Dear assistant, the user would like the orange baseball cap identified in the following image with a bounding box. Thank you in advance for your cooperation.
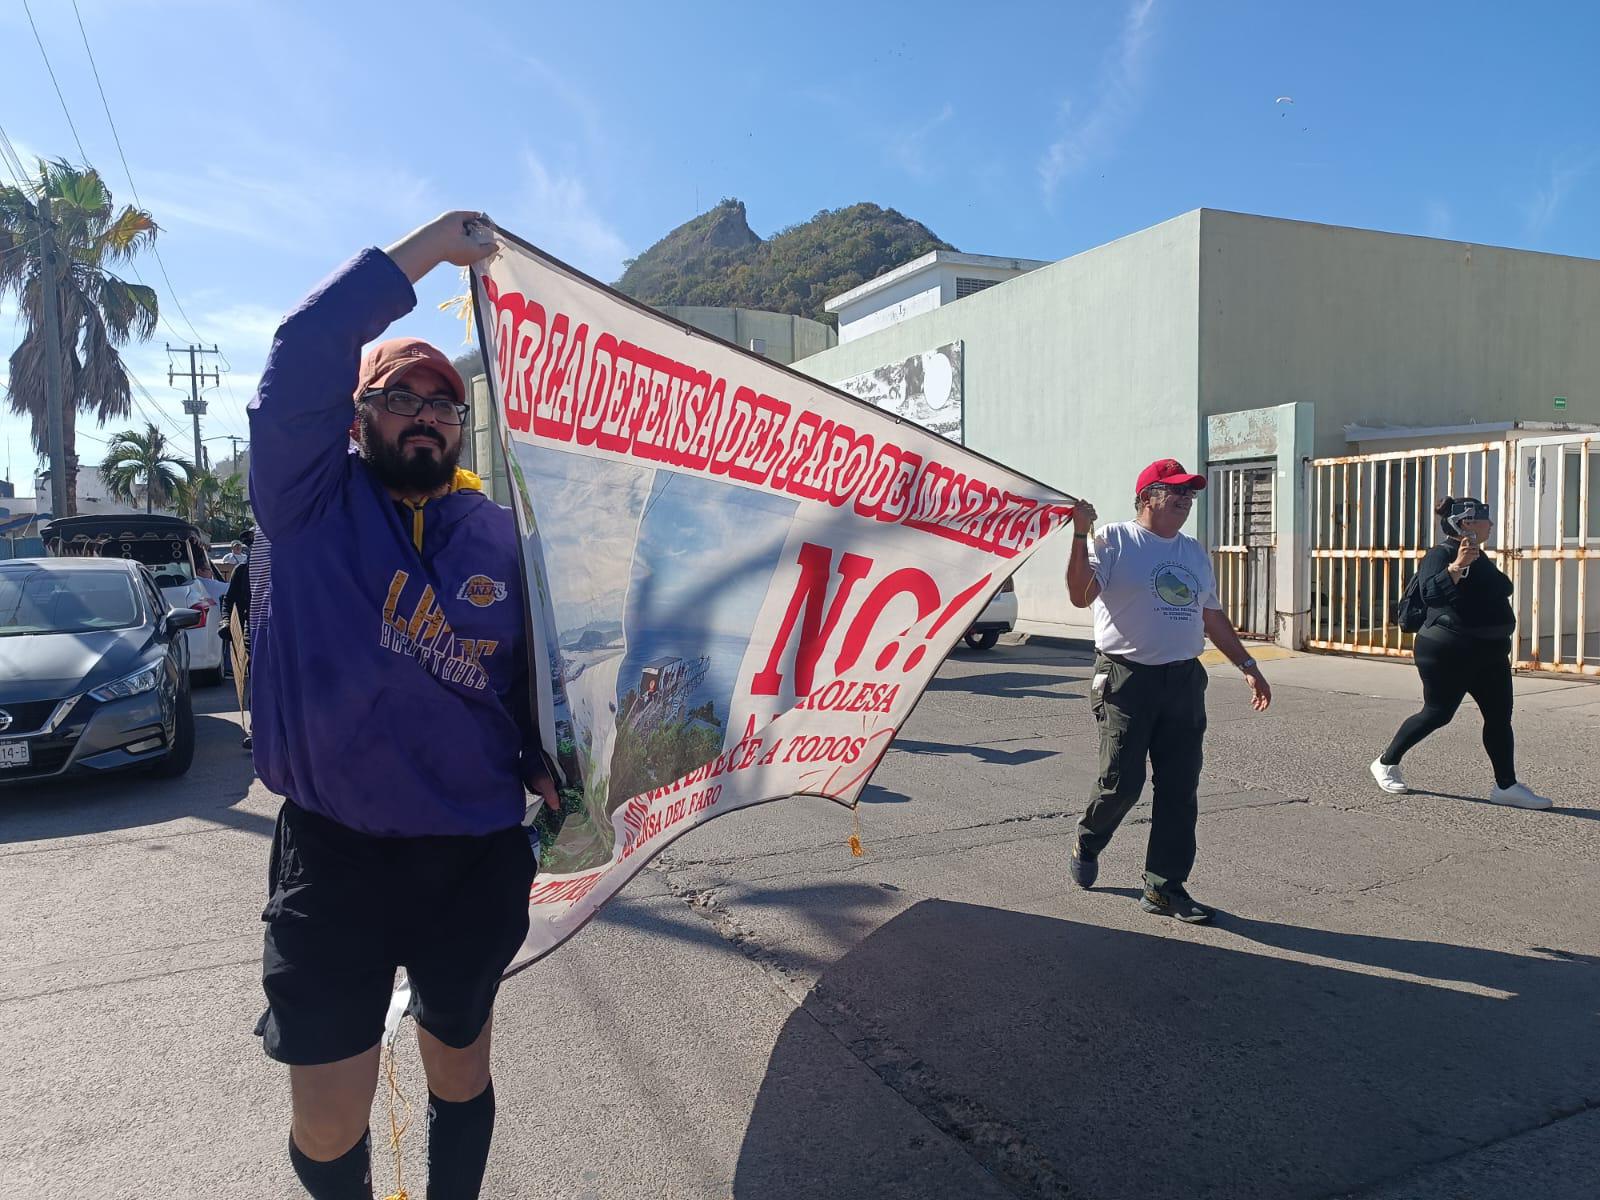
[355,337,465,407]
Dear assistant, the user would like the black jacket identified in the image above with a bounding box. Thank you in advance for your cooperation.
[221,559,250,629]
[1417,539,1515,640]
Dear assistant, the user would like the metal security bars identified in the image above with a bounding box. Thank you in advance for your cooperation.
[1506,434,1599,675]
[1308,443,1505,657]
[1209,461,1276,639]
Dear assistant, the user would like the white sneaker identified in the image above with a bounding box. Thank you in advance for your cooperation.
[1369,759,1409,794]
[1489,782,1553,810]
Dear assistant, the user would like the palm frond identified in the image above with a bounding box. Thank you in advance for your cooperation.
[99,207,158,261]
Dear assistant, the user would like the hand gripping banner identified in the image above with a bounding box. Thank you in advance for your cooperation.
[472,230,1076,969]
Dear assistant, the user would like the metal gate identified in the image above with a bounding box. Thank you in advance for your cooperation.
[1209,461,1276,639]
[1507,434,1598,675]
[1307,442,1505,656]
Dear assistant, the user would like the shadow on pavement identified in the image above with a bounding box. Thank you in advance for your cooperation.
[733,899,1600,1200]
[925,671,1084,701]
[0,684,267,844]
[1413,789,1600,821]
[890,736,1059,767]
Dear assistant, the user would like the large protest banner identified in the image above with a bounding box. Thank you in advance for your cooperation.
[472,231,1076,970]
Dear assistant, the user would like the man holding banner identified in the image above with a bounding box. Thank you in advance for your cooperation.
[1065,459,1271,923]
[248,212,557,1200]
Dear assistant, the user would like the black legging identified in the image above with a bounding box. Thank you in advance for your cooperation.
[1380,632,1516,787]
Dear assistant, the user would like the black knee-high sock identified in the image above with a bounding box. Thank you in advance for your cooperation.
[289,1128,372,1199]
[427,1080,496,1200]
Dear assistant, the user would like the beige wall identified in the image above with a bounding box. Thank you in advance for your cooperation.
[1197,211,1600,456]
[658,306,836,365]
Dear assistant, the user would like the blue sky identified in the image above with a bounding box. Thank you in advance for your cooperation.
[3,0,1596,496]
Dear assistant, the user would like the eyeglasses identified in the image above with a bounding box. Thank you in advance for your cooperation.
[360,388,470,426]
[1150,484,1197,499]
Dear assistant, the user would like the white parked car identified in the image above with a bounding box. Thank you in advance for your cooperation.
[42,515,226,688]
[964,575,1017,652]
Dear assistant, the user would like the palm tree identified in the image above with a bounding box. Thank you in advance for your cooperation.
[100,424,191,514]
[0,158,160,515]
[175,466,222,529]
[214,472,253,537]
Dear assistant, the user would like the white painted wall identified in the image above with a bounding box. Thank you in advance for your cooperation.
[835,282,943,343]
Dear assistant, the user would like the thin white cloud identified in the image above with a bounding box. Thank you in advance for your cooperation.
[889,103,956,179]
[1038,0,1158,202]
[139,157,436,251]
[1423,200,1453,239]
[512,150,629,280]
[1521,156,1592,241]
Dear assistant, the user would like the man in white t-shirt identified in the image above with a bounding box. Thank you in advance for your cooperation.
[1064,458,1272,922]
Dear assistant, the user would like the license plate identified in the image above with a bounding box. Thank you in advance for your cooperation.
[0,741,30,768]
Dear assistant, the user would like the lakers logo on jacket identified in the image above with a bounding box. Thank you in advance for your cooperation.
[457,575,509,607]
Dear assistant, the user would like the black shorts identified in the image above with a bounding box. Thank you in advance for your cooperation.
[256,800,537,1066]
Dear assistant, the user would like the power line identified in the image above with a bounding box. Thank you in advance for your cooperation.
[67,0,215,354]
[67,0,254,446]
[21,0,90,166]
[0,123,31,191]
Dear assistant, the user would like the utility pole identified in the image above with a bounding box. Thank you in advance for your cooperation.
[38,195,69,517]
[168,344,221,471]
[223,434,245,475]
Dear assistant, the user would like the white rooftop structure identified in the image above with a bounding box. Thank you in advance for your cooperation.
[825,250,1049,344]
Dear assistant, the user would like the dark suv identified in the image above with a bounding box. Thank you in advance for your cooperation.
[0,557,204,785]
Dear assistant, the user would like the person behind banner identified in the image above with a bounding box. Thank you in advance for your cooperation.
[1063,459,1271,923]
[220,528,254,747]
[248,212,559,1200]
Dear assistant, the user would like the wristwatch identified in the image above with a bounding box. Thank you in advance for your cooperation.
[1238,656,1258,672]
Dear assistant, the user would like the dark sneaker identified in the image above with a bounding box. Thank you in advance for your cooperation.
[241,734,253,751]
[1068,842,1098,889]
[1140,884,1212,924]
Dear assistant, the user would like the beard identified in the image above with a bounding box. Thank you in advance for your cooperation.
[358,409,461,494]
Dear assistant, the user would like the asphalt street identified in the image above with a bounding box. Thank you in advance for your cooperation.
[2,641,1597,1199]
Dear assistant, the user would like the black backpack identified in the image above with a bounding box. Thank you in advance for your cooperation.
[1392,572,1427,633]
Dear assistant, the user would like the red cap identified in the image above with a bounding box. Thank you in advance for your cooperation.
[1135,458,1206,495]
[355,337,465,407]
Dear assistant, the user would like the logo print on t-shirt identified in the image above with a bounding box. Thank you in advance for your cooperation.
[1153,565,1200,608]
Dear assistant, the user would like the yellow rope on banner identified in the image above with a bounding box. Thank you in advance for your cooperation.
[379,1039,413,1200]
[849,803,865,858]
[438,266,475,345]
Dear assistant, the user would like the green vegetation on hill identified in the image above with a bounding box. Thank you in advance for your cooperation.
[614,199,955,326]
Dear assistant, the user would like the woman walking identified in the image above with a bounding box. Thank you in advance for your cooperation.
[1370,496,1551,809]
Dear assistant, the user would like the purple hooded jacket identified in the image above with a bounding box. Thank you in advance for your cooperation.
[248,248,534,836]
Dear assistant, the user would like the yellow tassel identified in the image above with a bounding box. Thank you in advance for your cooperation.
[437,267,476,345]
[379,1038,412,1200]
[848,804,865,857]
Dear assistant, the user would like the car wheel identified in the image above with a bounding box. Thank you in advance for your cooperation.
[192,666,224,689]
[152,692,196,778]
[964,629,1001,652]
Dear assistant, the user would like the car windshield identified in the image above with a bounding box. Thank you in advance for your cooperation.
[0,567,142,636]
[54,537,197,589]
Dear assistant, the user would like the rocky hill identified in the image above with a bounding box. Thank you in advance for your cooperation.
[614,199,954,325]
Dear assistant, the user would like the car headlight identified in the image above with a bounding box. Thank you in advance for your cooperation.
[89,663,165,702]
